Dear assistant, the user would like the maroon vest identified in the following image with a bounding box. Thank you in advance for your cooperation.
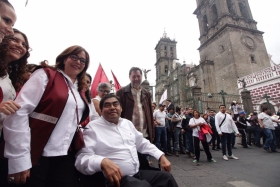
[0,68,89,164]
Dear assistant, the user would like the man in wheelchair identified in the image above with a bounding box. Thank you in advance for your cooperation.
[75,94,178,187]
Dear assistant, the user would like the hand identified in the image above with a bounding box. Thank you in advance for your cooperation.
[101,158,123,187]
[0,100,20,115]
[181,129,185,133]
[237,133,242,137]
[219,134,223,137]
[159,155,171,172]
[8,169,30,185]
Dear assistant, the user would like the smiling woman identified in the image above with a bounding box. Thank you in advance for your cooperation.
[0,28,29,134]
[1,45,95,186]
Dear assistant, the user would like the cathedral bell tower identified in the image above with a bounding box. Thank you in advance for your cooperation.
[154,31,177,104]
[193,0,270,94]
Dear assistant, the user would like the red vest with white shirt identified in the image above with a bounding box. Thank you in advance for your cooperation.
[29,68,89,166]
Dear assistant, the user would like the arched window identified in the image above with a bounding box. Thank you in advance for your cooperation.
[211,5,218,22]
[239,3,249,19]
[227,0,236,15]
[202,15,209,33]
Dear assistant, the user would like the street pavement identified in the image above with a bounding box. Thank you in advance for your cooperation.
[152,143,280,187]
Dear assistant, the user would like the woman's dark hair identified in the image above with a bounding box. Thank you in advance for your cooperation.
[193,110,200,118]
[84,73,92,103]
[175,107,181,112]
[99,94,122,111]
[231,102,236,106]
[0,28,30,91]
[26,64,38,73]
[202,113,208,119]
[40,45,90,92]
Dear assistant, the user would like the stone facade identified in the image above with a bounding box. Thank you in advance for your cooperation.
[192,0,271,94]
[154,0,272,108]
[237,64,280,112]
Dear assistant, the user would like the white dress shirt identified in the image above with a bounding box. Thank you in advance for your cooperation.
[0,74,16,132]
[215,112,239,135]
[88,102,100,121]
[75,117,163,177]
[3,69,86,174]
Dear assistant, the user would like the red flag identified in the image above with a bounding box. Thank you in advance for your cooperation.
[91,64,109,98]
[111,70,121,92]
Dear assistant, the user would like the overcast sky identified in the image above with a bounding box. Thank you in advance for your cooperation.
[9,0,280,86]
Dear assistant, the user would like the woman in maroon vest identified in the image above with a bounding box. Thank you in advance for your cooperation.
[3,45,90,186]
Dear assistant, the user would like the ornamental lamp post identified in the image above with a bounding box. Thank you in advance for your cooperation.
[263,94,271,110]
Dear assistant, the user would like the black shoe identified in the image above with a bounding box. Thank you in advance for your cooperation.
[216,147,221,150]
[165,152,172,156]
[271,150,279,153]
[199,148,204,151]
[212,148,219,151]
[264,148,272,153]
[232,146,237,149]
[174,152,179,157]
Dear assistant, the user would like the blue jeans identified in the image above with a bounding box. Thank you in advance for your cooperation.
[184,131,194,153]
[263,128,277,151]
[155,127,167,153]
[173,128,184,153]
[221,133,232,156]
[166,128,174,153]
[252,126,261,146]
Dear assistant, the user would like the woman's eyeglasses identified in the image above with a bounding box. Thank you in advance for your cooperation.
[69,54,87,65]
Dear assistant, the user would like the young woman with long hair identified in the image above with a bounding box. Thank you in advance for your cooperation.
[189,110,216,163]
[0,28,30,133]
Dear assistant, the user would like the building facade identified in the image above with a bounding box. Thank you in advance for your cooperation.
[155,0,272,108]
[192,0,271,94]
[237,64,280,113]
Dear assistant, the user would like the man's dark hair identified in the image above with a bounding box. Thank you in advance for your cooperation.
[262,107,269,112]
[129,67,142,76]
[99,94,122,111]
[210,109,215,112]
[219,104,226,109]
[175,107,181,112]
[167,99,171,102]
[253,112,257,115]
[169,107,174,111]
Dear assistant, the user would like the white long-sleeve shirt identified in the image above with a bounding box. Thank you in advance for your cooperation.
[215,112,239,135]
[0,74,16,132]
[75,117,163,177]
[3,69,88,174]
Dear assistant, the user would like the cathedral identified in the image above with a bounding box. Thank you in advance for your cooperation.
[155,0,271,108]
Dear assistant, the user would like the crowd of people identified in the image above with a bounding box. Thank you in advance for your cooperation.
[152,100,280,163]
[0,1,279,187]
